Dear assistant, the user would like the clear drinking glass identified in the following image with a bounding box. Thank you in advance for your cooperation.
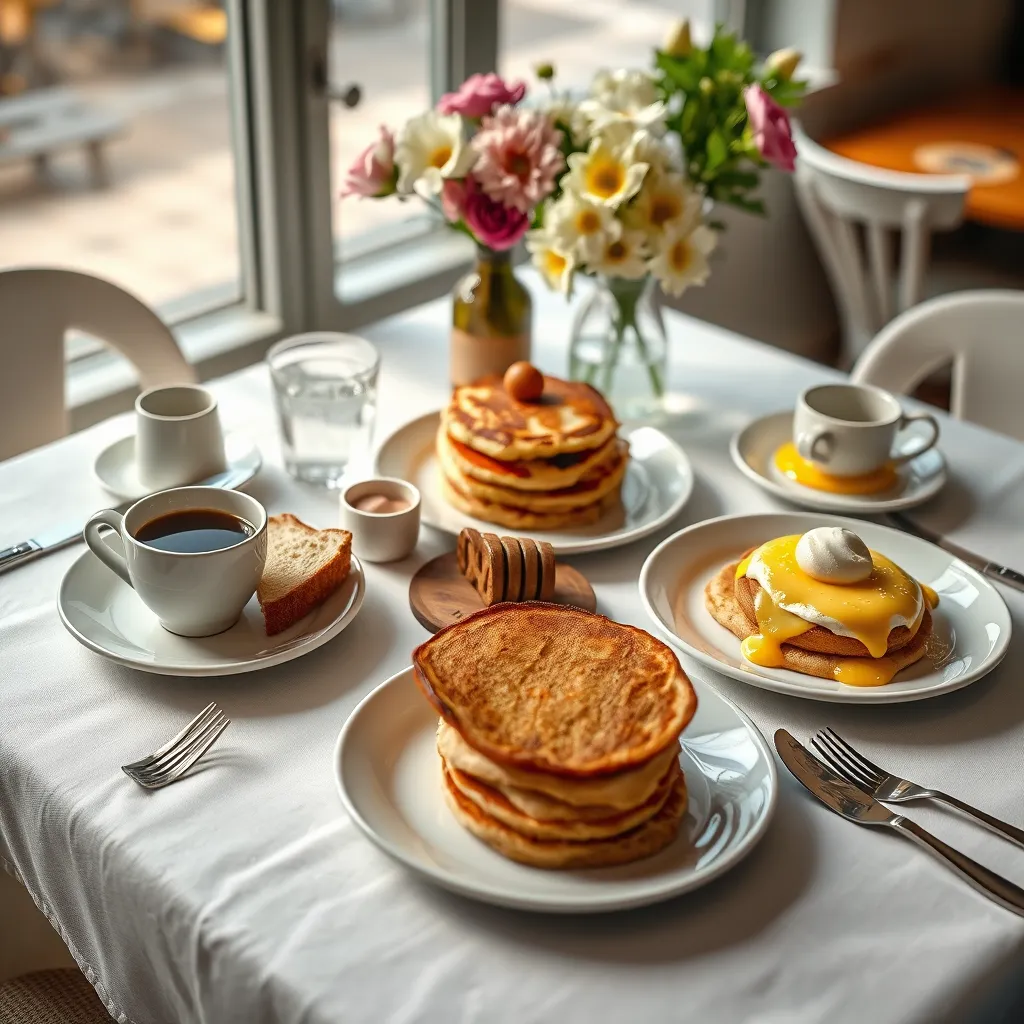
[267,333,380,488]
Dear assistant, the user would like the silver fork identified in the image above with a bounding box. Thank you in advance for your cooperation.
[812,728,1024,850]
[122,702,230,789]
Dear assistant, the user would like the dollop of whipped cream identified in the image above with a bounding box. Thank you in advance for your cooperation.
[795,527,873,584]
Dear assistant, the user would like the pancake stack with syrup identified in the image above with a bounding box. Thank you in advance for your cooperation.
[413,603,697,868]
[437,367,629,531]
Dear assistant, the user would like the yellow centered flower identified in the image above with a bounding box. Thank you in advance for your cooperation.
[575,208,602,234]
[587,159,625,200]
[650,193,683,227]
[428,145,453,169]
[669,237,693,272]
[606,240,627,262]
[543,249,567,280]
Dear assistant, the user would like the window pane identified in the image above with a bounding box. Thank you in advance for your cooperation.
[0,4,242,319]
[328,0,433,259]
[501,0,694,91]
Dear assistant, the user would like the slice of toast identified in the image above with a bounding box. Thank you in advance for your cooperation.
[257,514,352,636]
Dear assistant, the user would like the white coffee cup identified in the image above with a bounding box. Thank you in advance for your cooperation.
[794,383,940,477]
[135,384,227,491]
[84,486,268,637]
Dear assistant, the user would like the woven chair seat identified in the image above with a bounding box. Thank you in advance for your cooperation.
[0,968,110,1023]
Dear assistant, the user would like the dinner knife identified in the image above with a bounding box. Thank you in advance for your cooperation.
[887,512,1024,593]
[0,465,252,577]
[775,729,1024,917]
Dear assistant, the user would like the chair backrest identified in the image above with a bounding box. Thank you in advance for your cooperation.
[851,290,1024,441]
[793,126,970,362]
[0,268,195,460]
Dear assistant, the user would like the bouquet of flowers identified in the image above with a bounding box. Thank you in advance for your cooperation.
[341,72,563,253]
[655,19,806,217]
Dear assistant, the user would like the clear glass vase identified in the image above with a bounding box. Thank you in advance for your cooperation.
[568,276,667,421]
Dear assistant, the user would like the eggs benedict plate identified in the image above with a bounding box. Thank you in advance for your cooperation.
[638,513,1012,704]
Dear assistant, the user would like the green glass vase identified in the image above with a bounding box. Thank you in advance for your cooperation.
[451,247,532,387]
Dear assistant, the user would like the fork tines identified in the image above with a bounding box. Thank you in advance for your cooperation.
[811,727,886,790]
[122,702,230,789]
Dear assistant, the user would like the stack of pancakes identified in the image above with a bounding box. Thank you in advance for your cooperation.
[413,603,697,869]
[438,374,628,531]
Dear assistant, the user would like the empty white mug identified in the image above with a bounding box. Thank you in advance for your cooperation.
[135,384,227,491]
[794,383,940,477]
[84,486,268,637]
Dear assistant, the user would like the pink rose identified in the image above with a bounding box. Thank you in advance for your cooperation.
[437,73,526,119]
[460,176,529,251]
[341,125,396,197]
[441,178,466,222]
[744,84,797,173]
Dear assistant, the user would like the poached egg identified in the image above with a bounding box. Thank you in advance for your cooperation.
[735,531,939,687]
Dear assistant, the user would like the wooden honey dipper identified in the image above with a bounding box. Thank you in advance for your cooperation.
[456,528,556,606]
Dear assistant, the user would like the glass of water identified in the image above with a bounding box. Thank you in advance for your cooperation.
[267,332,380,488]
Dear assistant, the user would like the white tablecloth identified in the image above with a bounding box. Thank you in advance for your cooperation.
[3,285,1024,1024]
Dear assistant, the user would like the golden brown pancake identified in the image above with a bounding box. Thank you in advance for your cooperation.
[442,762,688,869]
[441,474,615,530]
[437,720,679,810]
[442,430,622,492]
[444,375,617,461]
[442,756,677,840]
[704,562,931,682]
[414,603,697,777]
[439,431,628,513]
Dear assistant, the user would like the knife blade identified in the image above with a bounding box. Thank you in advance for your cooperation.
[775,730,1024,916]
[887,512,1024,593]
[0,465,252,577]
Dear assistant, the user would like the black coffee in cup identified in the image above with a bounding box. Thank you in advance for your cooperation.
[134,509,255,554]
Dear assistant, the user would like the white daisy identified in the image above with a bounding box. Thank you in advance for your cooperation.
[564,125,649,209]
[587,228,649,279]
[649,223,717,297]
[625,170,702,237]
[525,228,576,295]
[547,191,621,264]
[394,111,475,198]
[580,69,667,135]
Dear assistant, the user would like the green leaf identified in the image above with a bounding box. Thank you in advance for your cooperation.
[726,194,767,216]
[714,169,760,189]
[655,51,700,93]
[706,128,728,173]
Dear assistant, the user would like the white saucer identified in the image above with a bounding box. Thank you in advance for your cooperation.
[730,411,947,513]
[639,511,1012,704]
[375,412,694,555]
[334,666,776,914]
[58,542,365,677]
[94,431,262,500]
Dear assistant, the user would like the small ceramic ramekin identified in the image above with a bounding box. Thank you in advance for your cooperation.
[340,478,421,563]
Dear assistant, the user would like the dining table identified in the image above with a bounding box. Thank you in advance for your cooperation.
[824,86,1024,231]
[2,275,1024,1024]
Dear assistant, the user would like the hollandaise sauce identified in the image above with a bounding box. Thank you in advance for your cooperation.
[773,442,898,495]
[735,535,939,686]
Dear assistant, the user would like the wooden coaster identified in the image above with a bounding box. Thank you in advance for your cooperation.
[409,551,597,633]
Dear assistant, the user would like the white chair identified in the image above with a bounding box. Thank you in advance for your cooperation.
[0,268,196,461]
[793,126,970,365]
[851,290,1024,441]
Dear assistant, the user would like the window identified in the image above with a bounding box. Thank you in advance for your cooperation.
[0,2,244,324]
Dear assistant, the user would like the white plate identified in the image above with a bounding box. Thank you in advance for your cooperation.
[730,411,947,513]
[334,666,776,914]
[58,542,365,677]
[639,512,1012,704]
[95,431,262,501]
[375,412,694,555]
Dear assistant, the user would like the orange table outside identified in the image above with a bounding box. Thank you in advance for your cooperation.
[824,88,1024,231]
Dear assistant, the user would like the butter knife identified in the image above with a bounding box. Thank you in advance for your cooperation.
[0,465,251,576]
[775,729,1024,916]
[887,512,1024,593]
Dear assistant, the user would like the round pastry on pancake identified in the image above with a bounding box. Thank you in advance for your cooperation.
[444,375,617,461]
[442,761,688,869]
[439,432,628,513]
[441,429,622,492]
[442,755,678,841]
[704,531,937,687]
[440,474,614,531]
[414,603,697,776]
[437,720,679,810]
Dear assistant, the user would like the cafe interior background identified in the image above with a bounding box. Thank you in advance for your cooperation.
[2,0,1024,1019]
